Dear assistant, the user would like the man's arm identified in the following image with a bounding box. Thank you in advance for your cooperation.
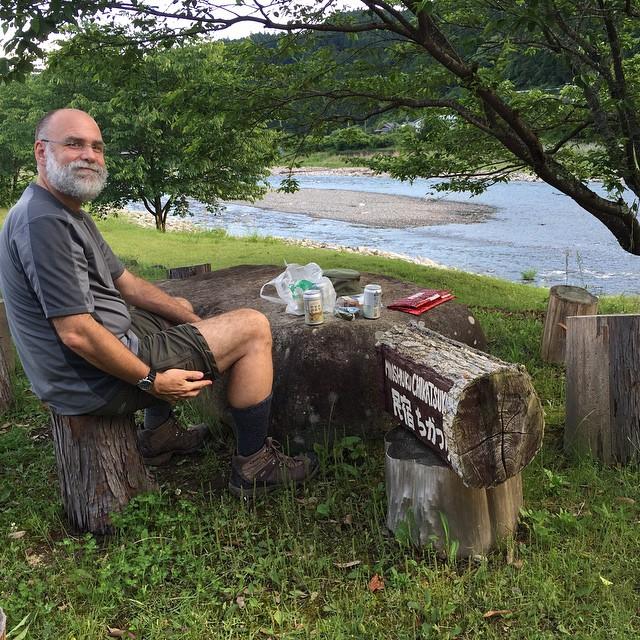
[114,269,201,324]
[51,313,212,402]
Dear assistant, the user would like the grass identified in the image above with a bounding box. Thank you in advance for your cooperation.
[1,214,640,639]
[287,151,388,169]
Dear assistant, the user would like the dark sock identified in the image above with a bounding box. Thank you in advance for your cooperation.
[230,394,272,456]
[144,402,172,430]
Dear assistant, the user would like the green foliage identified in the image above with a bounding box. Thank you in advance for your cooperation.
[42,27,279,230]
[0,76,48,206]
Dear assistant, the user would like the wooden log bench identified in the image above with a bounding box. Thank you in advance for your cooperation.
[167,263,211,280]
[565,314,640,463]
[157,264,487,448]
[50,412,157,534]
[377,322,543,556]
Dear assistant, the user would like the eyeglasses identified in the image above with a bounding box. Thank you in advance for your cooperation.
[40,139,105,154]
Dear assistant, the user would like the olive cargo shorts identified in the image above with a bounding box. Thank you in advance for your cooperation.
[89,308,218,416]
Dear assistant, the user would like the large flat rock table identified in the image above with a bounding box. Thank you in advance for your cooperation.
[158,265,486,448]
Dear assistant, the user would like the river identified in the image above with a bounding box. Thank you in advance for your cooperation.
[140,174,640,295]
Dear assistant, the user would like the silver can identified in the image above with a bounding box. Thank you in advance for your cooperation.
[363,284,382,319]
[303,289,324,325]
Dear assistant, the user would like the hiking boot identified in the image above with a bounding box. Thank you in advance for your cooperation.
[137,417,210,466]
[229,437,319,497]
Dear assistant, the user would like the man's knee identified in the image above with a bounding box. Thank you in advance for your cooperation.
[243,308,272,344]
[174,297,194,313]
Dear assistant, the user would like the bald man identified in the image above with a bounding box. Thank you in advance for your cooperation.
[0,108,317,496]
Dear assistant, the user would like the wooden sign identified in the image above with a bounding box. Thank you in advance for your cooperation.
[376,323,544,488]
[379,344,454,465]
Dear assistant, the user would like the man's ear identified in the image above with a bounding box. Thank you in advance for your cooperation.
[34,140,46,167]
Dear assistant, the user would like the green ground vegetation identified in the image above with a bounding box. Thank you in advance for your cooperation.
[1,215,639,639]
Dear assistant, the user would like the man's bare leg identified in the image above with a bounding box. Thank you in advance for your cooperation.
[194,308,273,408]
[193,308,318,495]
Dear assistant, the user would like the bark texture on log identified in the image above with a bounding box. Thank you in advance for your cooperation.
[0,300,15,373]
[565,314,640,463]
[167,263,211,279]
[0,608,5,640]
[541,285,598,364]
[50,412,157,534]
[385,428,522,557]
[378,323,543,488]
[157,265,486,447]
[0,344,12,413]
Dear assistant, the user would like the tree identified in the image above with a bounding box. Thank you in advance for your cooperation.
[43,28,279,230]
[0,76,48,206]
[3,2,640,253]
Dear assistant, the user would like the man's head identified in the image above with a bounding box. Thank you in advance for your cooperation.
[34,108,108,206]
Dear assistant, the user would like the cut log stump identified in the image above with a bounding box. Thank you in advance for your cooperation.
[0,344,12,413]
[50,412,157,534]
[0,299,15,374]
[167,263,211,280]
[0,608,5,640]
[377,322,543,488]
[385,427,523,557]
[541,285,598,364]
[565,314,640,463]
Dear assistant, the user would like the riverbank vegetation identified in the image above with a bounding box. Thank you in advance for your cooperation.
[1,217,639,639]
[4,3,640,253]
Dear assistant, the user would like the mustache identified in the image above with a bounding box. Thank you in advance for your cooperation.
[68,159,108,178]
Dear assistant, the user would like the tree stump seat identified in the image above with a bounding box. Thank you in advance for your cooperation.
[385,427,523,557]
[565,314,640,463]
[157,264,488,447]
[50,411,157,534]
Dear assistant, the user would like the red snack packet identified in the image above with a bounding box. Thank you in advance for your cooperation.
[387,289,455,315]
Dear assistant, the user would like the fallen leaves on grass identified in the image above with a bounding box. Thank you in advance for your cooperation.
[483,610,512,619]
[368,574,385,592]
[8,530,26,539]
[334,560,361,569]
[106,627,136,638]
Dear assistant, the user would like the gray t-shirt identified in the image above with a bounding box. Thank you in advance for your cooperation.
[0,183,136,414]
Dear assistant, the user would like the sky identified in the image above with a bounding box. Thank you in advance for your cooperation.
[1,1,362,61]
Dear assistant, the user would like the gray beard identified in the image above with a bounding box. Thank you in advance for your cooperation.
[45,151,108,202]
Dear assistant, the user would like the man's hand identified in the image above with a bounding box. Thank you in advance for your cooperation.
[151,369,213,403]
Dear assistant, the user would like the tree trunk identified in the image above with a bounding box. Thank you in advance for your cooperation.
[0,607,5,640]
[0,300,15,373]
[565,314,640,464]
[541,285,598,364]
[50,412,158,534]
[167,263,212,280]
[0,301,13,411]
[385,427,522,557]
[377,323,543,488]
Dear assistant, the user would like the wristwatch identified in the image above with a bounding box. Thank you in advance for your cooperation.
[136,369,157,392]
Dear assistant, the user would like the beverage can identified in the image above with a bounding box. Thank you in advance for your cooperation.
[303,290,324,325]
[363,284,382,319]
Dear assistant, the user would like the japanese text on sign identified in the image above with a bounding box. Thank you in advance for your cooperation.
[381,347,454,463]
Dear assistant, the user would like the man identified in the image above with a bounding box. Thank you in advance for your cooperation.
[0,108,318,496]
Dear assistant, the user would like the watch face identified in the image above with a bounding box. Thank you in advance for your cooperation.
[138,378,152,391]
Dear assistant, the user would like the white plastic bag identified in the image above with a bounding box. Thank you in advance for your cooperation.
[260,262,336,315]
